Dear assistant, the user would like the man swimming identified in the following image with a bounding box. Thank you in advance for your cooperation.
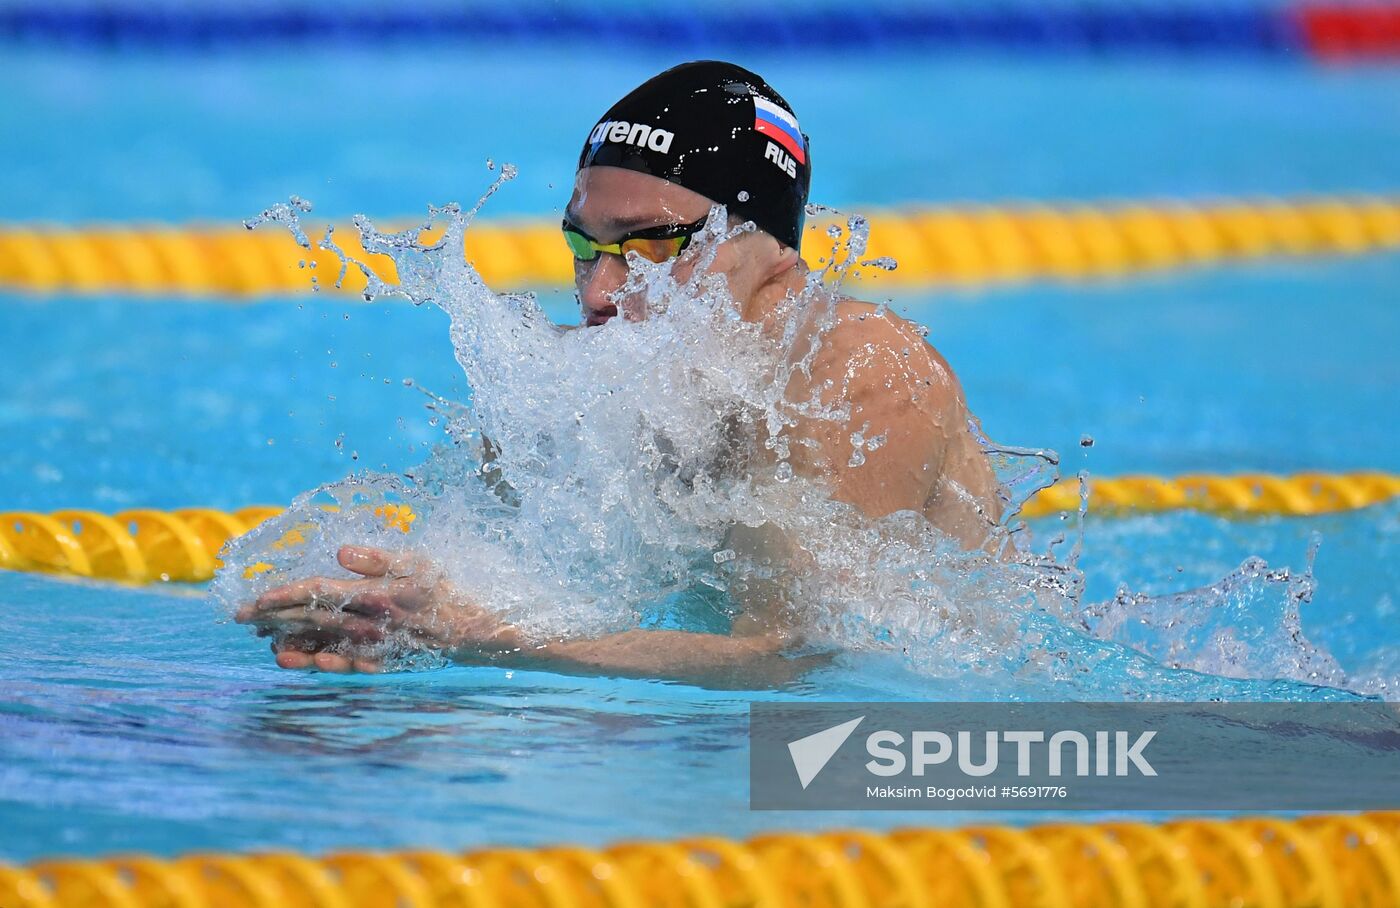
[236,61,1002,680]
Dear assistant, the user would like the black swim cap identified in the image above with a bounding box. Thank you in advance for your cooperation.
[578,61,811,250]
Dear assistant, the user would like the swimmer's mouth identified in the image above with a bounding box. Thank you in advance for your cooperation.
[584,305,618,327]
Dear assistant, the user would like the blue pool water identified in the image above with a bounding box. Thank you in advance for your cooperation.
[2,43,1399,861]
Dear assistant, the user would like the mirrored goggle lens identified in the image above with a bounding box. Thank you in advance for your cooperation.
[563,229,598,261]
[620,236,686,264]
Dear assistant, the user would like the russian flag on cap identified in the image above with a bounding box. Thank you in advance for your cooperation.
[753,95,806,166]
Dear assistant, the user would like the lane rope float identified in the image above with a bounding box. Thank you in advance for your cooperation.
[5,812,1400,908]
[4,4,1399,61]
[1,471,1395,585]
[2,195,1398,297]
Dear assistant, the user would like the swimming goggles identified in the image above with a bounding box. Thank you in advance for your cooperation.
[561,215,708,264]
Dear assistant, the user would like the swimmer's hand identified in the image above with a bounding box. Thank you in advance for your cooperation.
[234,544,520,674]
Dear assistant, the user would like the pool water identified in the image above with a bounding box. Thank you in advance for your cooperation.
[2,43,1399,861]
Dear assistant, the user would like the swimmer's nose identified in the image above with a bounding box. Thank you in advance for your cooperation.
[584,303,619,327]
[577,255,626,326]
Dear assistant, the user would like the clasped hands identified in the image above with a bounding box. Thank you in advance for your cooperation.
[234,544,519,673]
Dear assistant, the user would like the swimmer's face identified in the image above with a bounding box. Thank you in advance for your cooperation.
[566,166,794,327]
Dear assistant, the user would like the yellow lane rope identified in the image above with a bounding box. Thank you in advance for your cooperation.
[1,472,1396,585]
[5,812,1400,907]
[1018,470,1400,519]
[1,195,1398,297]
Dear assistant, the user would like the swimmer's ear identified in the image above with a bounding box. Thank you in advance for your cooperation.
[768,240,801,278]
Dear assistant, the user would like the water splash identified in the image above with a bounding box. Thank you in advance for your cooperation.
[243,195,313,247]
[216,184,1368,700]
[1083,553,1342,687]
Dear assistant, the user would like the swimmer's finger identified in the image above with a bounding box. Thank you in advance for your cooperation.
[275,649,316,670]
[272,635,323,669]
[269,577,356,606]
[249,578,424,623]
[238,578,356,621]
[263,590,397,626]
[249,609,389,646]
[338,545,422,579]
[240,579,322,619]
[338,545,393,578]
[275,631,333,650]
[313,652,356,673]
[340,588,396,620]
[352,656,383,673]
[290,613,389,644]
[335,579,435,622]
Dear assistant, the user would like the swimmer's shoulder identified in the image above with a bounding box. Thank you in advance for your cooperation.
[826,299,954,369]
[815,298,964,410]
[829,299,932,346]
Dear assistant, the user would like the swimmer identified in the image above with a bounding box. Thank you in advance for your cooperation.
[236,61,1002,682]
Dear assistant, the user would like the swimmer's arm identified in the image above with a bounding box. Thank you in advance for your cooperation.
[484,525,815,686]
[483,629,819,688]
